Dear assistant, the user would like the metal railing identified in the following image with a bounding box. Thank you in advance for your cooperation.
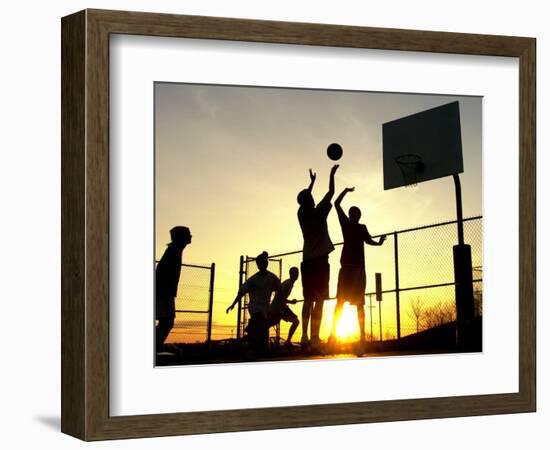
[155,261,215,344]
[237,216,482,342]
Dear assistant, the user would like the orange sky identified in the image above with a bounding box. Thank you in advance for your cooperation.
[155,83,482,343]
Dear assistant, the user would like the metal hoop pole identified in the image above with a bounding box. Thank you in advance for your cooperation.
[453,173,465,245]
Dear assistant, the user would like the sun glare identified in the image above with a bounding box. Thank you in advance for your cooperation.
[334,303,360,342]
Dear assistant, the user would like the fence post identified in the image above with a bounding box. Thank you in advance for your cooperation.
[236,255,244,339]
[206,263,215,346]
[368,295,374,341]
[394,232,401,340]
[275,258,282,345]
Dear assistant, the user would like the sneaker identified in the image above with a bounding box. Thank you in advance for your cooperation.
[157,343,177,355]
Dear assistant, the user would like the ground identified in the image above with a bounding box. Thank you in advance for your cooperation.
[156,318,482,366]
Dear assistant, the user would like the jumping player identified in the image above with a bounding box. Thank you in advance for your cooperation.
[297,164,339,349]
[328,187,386,347]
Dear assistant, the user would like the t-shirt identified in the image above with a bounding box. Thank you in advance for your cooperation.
[239,271,281,317]
[155,244,183,301]
[269,278,294,314]
[337,208,370,268]
[298,195,335,261]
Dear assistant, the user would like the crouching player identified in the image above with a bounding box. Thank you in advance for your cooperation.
[268,267,300,348]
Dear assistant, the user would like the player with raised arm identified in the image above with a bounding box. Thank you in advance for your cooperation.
[296,164,339,350]
[328,187,386,349]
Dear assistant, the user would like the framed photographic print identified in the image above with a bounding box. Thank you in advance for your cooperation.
[61,9,536,441]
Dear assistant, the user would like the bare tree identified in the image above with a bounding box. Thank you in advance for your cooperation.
[408,297,425,333]
[473,287,483,317]
[423,301,456,328]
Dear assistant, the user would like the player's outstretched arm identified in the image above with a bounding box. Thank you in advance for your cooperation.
[335,187,354,224]
[335,187,354,209]
[319,164,339,206]
[365,232,387,246]
[226,291,244,314]
[327,164,339,198]
[307,168,316,193]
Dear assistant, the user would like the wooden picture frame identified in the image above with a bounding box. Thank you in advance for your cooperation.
[61,9,536,441]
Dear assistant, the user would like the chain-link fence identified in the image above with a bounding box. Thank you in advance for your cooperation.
[238,216,482,343]
[155,262,215,344]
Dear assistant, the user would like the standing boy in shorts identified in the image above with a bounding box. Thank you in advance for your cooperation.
[297,164,339,349]
[328,187,386,346]
[226,251,281,356]
[268,266,300,347]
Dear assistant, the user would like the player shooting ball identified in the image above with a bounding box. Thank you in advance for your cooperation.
[297,164,339,350]
[328,187,386,349]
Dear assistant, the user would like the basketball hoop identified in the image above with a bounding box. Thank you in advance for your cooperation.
[395,154,425,187]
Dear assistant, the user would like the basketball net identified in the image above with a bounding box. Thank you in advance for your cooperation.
[395,154,425,188]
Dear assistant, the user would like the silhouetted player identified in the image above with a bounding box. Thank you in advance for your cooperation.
[329,187,386,346]
[297,164,339,349]
[155,226,192,351]
[268,267,300,347]
[227,251,281,356]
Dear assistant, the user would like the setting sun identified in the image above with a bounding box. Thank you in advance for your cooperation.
[334,304,360,342]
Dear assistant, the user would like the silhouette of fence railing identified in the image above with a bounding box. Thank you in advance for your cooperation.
[155,261,215,344]
[237,216,482,342]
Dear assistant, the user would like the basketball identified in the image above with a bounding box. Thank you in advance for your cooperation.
[327,143,343,161]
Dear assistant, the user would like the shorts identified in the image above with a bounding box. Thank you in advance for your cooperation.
[301,255,330,301]
[268,305,298,327]
[336,265,366,305]
[156,296,176,319]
